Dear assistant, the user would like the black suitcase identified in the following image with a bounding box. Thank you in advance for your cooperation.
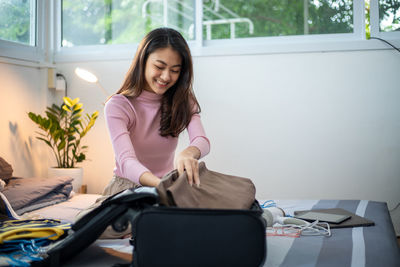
[131,201,266,267]
[34,187,266,266]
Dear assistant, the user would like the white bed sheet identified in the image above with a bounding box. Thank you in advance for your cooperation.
[21,193,101,223]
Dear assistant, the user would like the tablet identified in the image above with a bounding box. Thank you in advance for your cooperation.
[294,211,351,224]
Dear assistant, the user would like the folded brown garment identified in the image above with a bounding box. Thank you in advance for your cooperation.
[157,162,256,210]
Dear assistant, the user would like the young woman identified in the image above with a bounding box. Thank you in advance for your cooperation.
[103,27,210,194]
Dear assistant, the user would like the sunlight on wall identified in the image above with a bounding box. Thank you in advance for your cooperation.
[0,63,52,178]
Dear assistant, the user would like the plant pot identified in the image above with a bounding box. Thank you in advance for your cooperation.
[48,167,83,193]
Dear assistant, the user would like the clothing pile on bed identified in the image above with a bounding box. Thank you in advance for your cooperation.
[0,157,73,266]
[0,157,73,215]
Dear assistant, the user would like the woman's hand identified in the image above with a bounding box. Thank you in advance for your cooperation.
[139,172,161,187]
[175,146,201,186]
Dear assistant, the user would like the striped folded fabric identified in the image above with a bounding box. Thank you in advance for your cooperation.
[0,218,71,245]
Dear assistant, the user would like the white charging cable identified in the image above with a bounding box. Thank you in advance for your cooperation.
[263,207,331,237]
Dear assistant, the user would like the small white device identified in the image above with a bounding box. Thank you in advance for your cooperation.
[262,207,308,227]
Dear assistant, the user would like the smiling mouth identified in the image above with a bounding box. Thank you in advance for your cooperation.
[156,79,168,87]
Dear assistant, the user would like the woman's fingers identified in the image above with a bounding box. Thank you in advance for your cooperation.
[177,161,185,177]
[192,161,200,186]
[177,159,200,186]
[185,161,194,186]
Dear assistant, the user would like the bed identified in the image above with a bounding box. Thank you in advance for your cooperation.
[1,177,399,266]
[264,199,400,267]
[24,198,400,266]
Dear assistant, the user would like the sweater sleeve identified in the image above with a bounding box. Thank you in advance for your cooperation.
[104,96,150,184]
[187,113,210,159]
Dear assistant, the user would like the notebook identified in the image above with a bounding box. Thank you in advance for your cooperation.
[294,208,375,228]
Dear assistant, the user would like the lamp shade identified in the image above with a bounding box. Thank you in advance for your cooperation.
[75,67,98,83]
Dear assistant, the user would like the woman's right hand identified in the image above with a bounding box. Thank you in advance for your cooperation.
[139,172,161,187]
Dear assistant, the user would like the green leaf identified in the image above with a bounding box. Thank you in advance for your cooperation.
[28,112,38,122]
[47,106,59,115]
[57,140,66,150]
[63,105,72,112]
[52,104,61,112]
[43,119,51,130]
[75,153,86,162]
[36,137,52,148]
[72,109,82,116]
[71,114,82,122]
[72,125,81,134]
[35,131,47,137]
[46,112,59,122]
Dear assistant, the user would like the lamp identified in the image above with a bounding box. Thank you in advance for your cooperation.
[75,67,109,97]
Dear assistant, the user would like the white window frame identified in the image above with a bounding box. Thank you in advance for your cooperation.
[0,0,48,64]
[1,0,399,64]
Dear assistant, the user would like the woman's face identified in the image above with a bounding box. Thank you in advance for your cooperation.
[144,47,182,95]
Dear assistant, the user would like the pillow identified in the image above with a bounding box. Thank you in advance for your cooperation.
[2,176,73,215]
[0,157,13,182]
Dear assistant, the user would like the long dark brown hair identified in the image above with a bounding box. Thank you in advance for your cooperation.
[116,27,200,138]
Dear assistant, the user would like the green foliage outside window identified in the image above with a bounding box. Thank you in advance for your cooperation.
[61,0,192,46]
[378,0,400,32]
[203,0,354,40]
[0,0,34,45]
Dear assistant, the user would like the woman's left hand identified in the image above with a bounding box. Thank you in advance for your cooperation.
[175,146,201,186]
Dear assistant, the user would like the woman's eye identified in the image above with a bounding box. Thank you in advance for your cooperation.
[171,70,180,73]
[155,65,163,70]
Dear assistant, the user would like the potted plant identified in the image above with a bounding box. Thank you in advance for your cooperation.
[28,97,99,192]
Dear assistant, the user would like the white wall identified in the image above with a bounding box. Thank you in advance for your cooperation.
[1,48,399,232]
[194,50,400,204]
[0,62,54,178]
[56,50,400,202]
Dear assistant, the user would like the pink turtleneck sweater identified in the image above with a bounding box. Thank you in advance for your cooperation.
[104,91,210,184]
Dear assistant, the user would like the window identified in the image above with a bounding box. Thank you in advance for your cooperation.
[61,0,195,47]
[0,1,397,63]
[61,0,359,46]
[0,0,45,63]
[202,0,354,40]
[56,0,399,61]
[0,0,36,46]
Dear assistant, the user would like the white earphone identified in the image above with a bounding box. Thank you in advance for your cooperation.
[262,207,309,227]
